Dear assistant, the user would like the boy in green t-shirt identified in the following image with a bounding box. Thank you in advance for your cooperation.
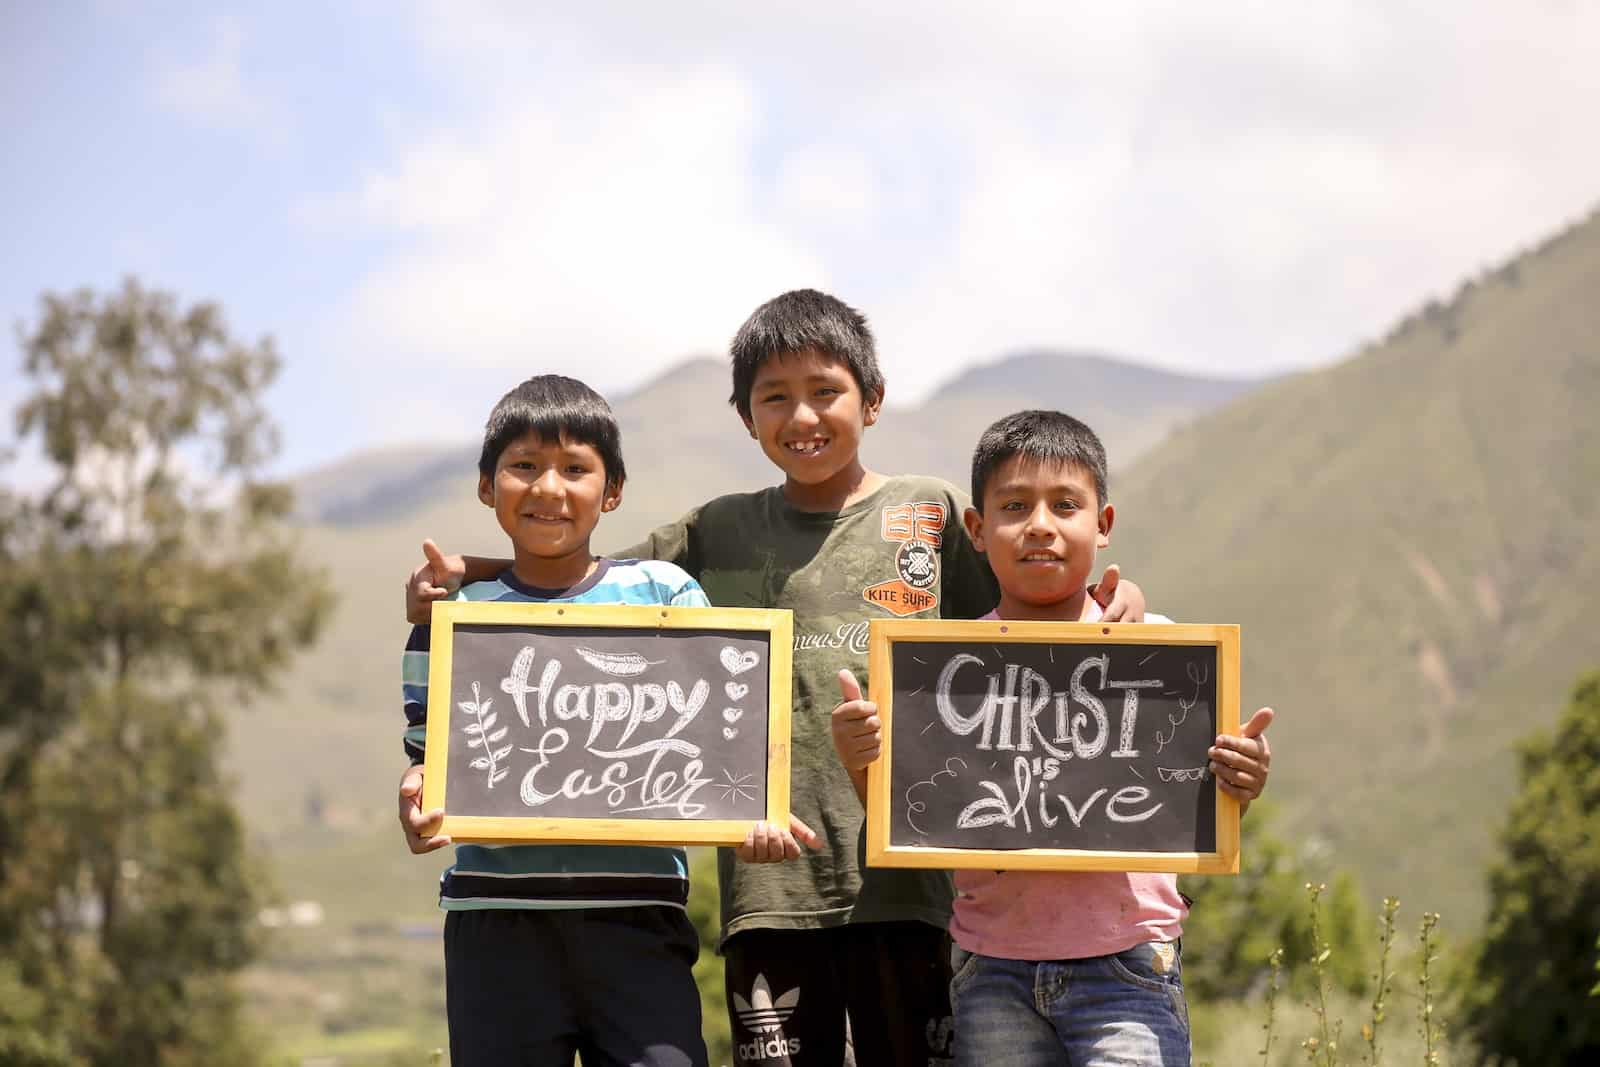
[403,290,1146,1065]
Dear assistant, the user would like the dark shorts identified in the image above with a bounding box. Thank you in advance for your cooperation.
[444,905,708,1067]
[723,920,955,1066]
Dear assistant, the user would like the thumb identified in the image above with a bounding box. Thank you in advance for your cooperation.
[1240,706,1275,739]
[1091,562,1121,607]
[837,668,863,704]
[400,765,424,797]
[789,814,821,849]
[422,538,447,578]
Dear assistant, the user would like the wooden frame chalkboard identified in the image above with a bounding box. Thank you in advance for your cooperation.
[865,619,1240,873]
[421,601,793,845]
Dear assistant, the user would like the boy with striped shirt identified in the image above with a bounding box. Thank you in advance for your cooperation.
[398,375,796,1066]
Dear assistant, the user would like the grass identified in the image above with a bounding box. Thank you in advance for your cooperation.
[1192,887,1471,1067]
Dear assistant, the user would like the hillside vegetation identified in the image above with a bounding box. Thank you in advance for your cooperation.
[1110,208,1600,925]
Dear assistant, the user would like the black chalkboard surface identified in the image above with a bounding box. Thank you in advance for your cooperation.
[421,601,793,845]
[865,619,1240,873]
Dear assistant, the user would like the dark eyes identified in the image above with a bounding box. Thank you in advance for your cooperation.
[758,385,842,404]
[1000,499,1081,512]
[507,460,590,475]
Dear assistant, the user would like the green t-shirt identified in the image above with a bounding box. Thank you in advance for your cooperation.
[620,474,1000,942]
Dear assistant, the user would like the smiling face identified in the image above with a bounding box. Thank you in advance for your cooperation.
[963,454,1113,621]
[478,430,621,588]
[741,347,883,510]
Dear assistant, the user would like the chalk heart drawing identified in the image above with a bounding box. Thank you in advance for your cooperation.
[721,647,759,676]
[725,681,749,701]
[722,707,744,724]
[723,726,739,740]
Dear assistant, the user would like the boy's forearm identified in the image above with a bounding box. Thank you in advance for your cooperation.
[463,555,509,583]
[846,766,867,806]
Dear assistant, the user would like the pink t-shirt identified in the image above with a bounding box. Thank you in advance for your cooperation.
[947,603,1188,960]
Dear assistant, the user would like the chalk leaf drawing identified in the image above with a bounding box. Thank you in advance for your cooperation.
[459,681,512,787]
[1157,766,1211,783]
[725,681,749,701]
[904,757,967,836]
[720,646,759,676]
[722,707,744,724]
[575,646,663,676]
[722,726,738,741]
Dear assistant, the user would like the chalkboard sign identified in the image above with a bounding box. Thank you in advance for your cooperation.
[421,601,793,845]
[865,619,1240,873]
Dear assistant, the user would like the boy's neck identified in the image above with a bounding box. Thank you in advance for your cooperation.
[782,461,884,512]
[510,546,599,592]
[993,587,1095,623]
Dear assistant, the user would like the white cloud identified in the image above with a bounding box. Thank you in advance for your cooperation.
[315,0,1600,432]
[152,16,284,140]
[774,146,880,233]
[321,61,827,425]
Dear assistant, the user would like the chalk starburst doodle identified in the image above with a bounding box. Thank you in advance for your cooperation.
[714,769,757,805]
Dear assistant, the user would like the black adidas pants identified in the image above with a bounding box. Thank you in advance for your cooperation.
[723,921,954,1066]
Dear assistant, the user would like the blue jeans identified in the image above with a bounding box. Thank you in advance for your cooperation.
[949,941,1190,1067]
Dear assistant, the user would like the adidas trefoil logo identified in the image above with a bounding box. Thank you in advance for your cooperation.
[733,973,799,1034]
[733,974,803,1060]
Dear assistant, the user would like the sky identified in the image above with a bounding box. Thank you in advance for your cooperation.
[3,1,1599,479]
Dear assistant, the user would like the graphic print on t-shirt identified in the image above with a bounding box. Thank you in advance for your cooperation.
[862,501,946,617]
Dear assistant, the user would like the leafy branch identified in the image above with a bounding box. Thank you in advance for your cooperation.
[460,681,511,788]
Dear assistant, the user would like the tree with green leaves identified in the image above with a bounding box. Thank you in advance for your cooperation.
[0,280,331,1065]
[1462,670,1600,1064]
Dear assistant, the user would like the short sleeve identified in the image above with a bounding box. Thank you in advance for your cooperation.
[670,578,711,608]
[940,489,999,619]
[613,507,702,579]
[401,624,430,763]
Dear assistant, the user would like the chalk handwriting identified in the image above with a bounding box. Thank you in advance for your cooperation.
[935,652,1161,761]
[451,641,763,818]
[956,755,1163,833]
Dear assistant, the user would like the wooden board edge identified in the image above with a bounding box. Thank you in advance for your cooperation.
[420,610,456,815]
[434,600,789,631]
[765,611,794,827]
[868,845,1238,874]
[1215,624,1243,873]
[438,815,767,846]
[868,618,1236,645]
[865,621,893,867]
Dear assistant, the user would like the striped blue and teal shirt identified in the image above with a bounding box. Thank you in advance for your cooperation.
[402,558,710,911]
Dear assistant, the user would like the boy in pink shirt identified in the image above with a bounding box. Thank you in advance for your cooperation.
[831,409,1274,1066]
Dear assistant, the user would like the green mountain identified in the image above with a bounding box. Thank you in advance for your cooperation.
[1108,207,1600,925]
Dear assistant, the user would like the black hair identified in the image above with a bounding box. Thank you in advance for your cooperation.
[478,374,626,488]
[970,409,1108,510]
[727,289,884,419]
